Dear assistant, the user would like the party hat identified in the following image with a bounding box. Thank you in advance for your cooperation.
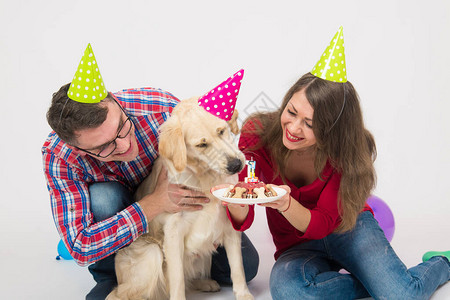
[67,43,108,103]
[197,69,244,121]
[311,27,347,83]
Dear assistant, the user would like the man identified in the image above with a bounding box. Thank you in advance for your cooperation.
[42,44,258,299]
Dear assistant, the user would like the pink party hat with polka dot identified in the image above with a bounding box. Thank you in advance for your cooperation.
[198,69,244,121]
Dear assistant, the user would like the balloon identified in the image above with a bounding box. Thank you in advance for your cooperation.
[56,239,73,260]
[366,195,395,242]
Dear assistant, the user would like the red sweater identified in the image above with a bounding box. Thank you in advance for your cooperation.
[228,120,373,260]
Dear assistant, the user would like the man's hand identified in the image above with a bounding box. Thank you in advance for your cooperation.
[138,167,209,221]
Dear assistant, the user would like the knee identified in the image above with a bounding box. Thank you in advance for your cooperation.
[270,261,318,300]
[270,273,310,300]
[270,262,295,299]
[241,233,259,282]
[243,251,259,282]
[270,279,319,300]
[89,182,133,222]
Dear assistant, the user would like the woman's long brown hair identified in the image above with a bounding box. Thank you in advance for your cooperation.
[245,73,377,232]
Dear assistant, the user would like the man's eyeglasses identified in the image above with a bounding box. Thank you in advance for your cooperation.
[75,100,134,158]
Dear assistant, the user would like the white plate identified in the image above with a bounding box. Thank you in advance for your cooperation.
[212,186,287,204]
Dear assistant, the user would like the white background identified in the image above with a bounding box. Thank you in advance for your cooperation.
[0,0,449,299]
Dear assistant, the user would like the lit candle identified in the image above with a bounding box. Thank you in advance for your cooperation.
[245,157,259,183]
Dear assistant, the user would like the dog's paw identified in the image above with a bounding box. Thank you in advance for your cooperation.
[191,279,221,292]
[235,290,254,300]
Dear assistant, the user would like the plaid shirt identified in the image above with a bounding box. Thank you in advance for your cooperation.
[42,87,179,266]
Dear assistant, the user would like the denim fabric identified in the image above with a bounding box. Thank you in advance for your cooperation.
[85,181,259,300]
[211,232,260,285]
[270,211,449,300]
[86,182,133,300]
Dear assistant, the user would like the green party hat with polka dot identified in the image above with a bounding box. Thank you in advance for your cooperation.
[311,27,347,83]
[67,43,108,103]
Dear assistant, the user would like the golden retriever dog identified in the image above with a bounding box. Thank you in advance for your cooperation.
[106,97,254,300]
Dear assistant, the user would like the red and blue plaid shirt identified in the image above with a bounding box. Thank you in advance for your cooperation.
[42,87,179,266]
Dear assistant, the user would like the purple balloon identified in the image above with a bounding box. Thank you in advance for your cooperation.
[366,195,395,242]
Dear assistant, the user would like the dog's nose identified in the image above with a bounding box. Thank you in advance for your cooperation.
[227,158,243,174]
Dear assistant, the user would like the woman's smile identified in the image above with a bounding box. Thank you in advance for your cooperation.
[285,128,303,143]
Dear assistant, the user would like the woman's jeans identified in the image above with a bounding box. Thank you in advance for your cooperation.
[270,211,449,300]
[86,181,259,300]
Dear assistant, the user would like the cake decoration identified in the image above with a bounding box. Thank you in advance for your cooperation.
[245,158,259,183]
[223,158,277,199]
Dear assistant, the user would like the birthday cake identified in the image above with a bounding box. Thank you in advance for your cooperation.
[223,158,278,199]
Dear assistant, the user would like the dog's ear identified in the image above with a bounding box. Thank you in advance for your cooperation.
[158,115,187,172]
[227,109,240,135]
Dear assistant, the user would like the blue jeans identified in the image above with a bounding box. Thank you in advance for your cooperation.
[86,182,259,300]
[270,211,449,300]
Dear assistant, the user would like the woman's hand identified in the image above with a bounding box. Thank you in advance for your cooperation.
[211,184,250,225]
[210,184,249,209]
[259,185,292,212]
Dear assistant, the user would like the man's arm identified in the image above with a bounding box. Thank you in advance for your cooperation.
[44,151,148,266]
[137,166,209,218]
[44,151,210,266]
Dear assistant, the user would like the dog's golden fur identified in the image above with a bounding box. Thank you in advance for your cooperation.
[107,97,254,300]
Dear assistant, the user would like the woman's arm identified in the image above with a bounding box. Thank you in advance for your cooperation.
[259,185,311,233]
[212,174,254,230]
[225,203,250,225]
[277,195,311,233]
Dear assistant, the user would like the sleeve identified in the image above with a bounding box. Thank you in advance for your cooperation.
[43,151,148,266]
[226,206,255,231]
[297,172,341,240]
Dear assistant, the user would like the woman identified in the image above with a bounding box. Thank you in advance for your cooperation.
[225,28,449,299]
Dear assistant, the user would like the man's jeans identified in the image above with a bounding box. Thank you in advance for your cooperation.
[270,211,449,300]
[86,181,259,300]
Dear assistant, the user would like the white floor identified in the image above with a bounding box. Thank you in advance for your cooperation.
[1,1,449,299]
[2,205,447,300]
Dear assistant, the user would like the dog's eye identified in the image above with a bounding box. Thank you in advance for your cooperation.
[217,128,225,136]
[196,142,208,148]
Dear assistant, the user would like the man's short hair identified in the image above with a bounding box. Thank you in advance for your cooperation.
[47,83,113,145]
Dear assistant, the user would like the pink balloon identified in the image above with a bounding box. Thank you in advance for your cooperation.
[366,195,395,242]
